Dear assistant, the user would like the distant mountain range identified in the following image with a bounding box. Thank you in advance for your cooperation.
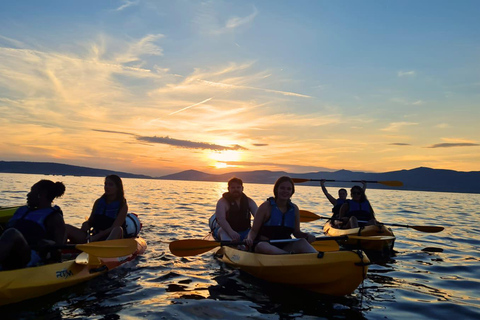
[1,161,479,194]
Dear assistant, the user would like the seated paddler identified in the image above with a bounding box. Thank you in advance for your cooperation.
[211,177,258,242]
[245,176,317,254]
[66,174,127,243]
[337,185,378,229]
[0,180,66,270]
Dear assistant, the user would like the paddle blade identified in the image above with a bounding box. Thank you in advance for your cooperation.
[411,226,444,233]
[75,252,102,265]
[169,239,220,257]
[311,240,340,252]
[291,178,310,183]
[76,238,138,258]
[378,180,403,187]
[299,210,321,222]
[348,235,396,241]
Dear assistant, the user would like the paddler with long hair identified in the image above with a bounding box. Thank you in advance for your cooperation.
[245,176,317,254]
[66,174,127,243]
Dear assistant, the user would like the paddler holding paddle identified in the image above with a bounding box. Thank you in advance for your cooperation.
[245,176,317,254]
[320,179,366,227]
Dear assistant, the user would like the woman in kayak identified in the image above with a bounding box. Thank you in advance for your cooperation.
[245,176,317,254]
[320,179,367,227]
[66,175,127,243]
[0,180,66,270]
[337,185,377,229]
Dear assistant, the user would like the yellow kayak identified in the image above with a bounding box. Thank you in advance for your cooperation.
[0,237,147,306]
[216,246,369,296]
[323,220,395,254]
[0,206,19,224]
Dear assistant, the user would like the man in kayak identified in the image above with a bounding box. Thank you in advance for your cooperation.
[245,176,317,254]
[0,180,66,270]
[65,175,127,243]
[338,185,378,229]
[320,179,366,227]
[211,177,258,242]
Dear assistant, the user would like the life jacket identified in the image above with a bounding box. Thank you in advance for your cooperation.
[89,197,123,232]
[345,199,374,222]
[259,197,296,240]
[331,198,346,219]
[223,192,251,232]
[7,205,62,245]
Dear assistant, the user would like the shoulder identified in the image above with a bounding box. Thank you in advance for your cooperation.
[258,201,271,211]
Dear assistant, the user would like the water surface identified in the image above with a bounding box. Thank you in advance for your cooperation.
[0,173,479,319]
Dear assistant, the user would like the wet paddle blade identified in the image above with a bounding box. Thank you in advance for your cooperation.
[75,238,138,258]
[410,225,444,233]
[291,178,311,183]
[169,239,220,257]
[311,240,340,252]
[347,235,396,241]
[378,180,403,187]
[299,210,321,222]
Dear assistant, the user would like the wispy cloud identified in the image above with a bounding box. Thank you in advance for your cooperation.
[427,143,479,148]
[168,97,213,115]
[225,7,258,29]
[412,100,425,105]
[398,70,416,77]
[390,143,411,146]
[198,79,311,98]
[115,0,140,11]
[381,122,418,132]
[137,136,248,151]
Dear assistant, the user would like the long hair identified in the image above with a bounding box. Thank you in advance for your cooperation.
[104,174,125,203]
[273,176,295,199]
[351,185,367,202]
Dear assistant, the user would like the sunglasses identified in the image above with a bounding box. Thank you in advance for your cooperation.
[351,191,361,195]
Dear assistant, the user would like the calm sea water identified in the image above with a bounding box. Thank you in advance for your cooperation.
[0,173,479,319]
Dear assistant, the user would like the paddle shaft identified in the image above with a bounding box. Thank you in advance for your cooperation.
[292,178,403,187]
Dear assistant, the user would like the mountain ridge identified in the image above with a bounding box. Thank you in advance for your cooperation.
[1,161,479,194]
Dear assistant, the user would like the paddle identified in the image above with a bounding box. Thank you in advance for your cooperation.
[35,238,139,258]
[169,235,390,257]
[299,209,444,233]
[292,178,403,187]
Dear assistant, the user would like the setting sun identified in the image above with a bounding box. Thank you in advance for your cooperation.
[209,150,242,169]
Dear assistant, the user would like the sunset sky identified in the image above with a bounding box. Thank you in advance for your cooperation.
[1,1,479,177]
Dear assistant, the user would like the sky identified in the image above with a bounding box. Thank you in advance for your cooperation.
[0,1,479,177]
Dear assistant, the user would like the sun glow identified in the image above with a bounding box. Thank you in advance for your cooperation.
[209,150,242,169]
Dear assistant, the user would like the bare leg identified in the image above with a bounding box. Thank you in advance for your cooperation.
[65,224,88,243]
[106,226,124,240]
[217,228,232,241]
[0,229,31,270]
[283,238,318,253]
[254,242,289,254]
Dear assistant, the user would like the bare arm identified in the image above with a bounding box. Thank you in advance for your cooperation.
[248,197,258,217]
[214,198,237,238]
[91,201,128,242]
[338,202,350,223]
[320,180,337,205]
[292,204,315,242]
[245,201,269,246]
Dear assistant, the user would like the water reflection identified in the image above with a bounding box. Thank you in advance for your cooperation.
[1,174,480,319]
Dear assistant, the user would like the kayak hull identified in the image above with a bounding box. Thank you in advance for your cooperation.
[216,246,369,296]
[0,237,147,306]
[323,221,395,254]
